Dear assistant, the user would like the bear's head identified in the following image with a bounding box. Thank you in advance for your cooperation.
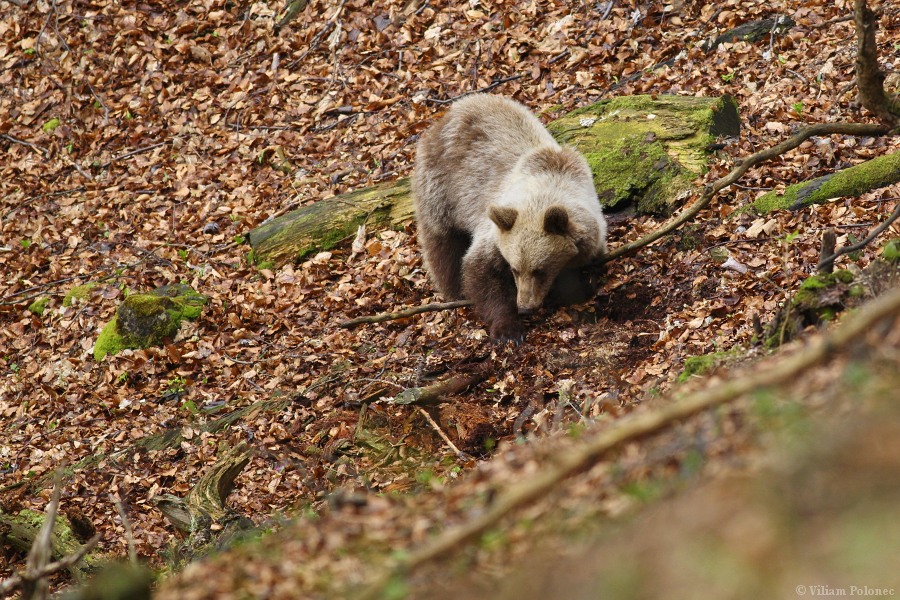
[489,204,580,315]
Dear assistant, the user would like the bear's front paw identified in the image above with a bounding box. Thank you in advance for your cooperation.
[489,319,526,344]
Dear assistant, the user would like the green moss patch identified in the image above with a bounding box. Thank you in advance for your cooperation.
[63,282,99,307]
[882,239,900,262]
[27,296,51,316]
[678,348,743,383]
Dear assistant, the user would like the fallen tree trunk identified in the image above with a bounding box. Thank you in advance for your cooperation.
[389,369,490,406]
[748,149,900,214]
[247,95,740,266]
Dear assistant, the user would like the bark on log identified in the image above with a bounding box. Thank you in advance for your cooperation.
[247,95,740,266]
[153,442,254,563]
[748,149,900,214]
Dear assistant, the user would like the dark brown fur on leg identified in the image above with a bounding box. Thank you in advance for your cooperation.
[462,245,524,342]
[419,225,471,300]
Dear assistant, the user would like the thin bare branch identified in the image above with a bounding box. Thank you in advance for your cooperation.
[2,133,49,157]
[416,407,469,460]
[110,494,137,566]
[99,141,171,169]
[339,300,472,328]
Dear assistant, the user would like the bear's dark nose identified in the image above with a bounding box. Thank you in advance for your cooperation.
[517,306,535,316]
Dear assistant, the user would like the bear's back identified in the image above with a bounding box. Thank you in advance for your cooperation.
[414,94,559,228]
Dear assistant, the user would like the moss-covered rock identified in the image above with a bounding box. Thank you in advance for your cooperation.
[93,284,208,361]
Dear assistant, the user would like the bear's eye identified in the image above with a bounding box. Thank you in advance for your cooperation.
[532,268,547,280]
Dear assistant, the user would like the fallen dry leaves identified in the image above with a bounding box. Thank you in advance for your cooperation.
[1,0,899,593]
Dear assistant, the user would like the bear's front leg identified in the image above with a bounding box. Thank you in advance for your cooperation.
[462,244,524,342]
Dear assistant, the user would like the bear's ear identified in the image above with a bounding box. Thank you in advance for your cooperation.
[490,206,518,232]
[543,205,571,236]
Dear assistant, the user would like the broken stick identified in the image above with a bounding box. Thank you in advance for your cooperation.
[390,370,489,406]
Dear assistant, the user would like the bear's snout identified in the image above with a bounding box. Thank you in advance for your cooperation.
[516,286,545,315]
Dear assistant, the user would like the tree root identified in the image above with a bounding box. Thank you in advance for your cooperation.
[153,442,254,564]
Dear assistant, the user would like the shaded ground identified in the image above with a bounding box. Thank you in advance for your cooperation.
[1,0,899,595]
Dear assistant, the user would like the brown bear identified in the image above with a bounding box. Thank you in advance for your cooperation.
[413,94,608,341]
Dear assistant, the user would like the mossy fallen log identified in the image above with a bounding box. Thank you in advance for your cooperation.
[548,95,739,215]
[748,149,900,214]
[0,509,101,580]
[247,94,740,266]
[248,178,414,267]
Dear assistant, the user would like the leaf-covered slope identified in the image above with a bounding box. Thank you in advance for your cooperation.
[1,0,899,592]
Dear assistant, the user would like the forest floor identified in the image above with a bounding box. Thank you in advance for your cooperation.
[1,0,899,597]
